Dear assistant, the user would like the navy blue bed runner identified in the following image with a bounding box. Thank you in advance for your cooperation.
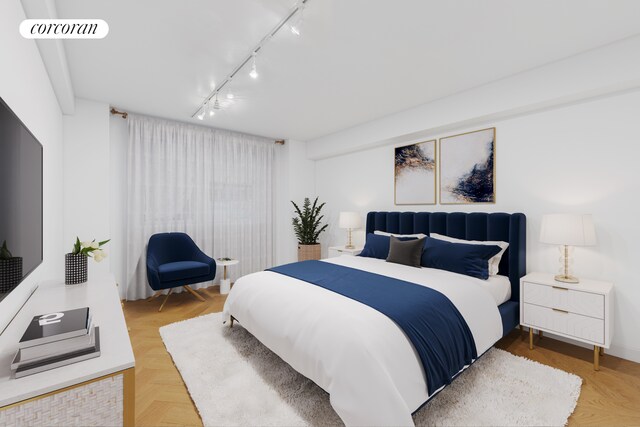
[267,260,477,395]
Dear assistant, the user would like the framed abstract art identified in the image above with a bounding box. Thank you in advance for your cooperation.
[394,140,436,205]
[439,128,495,204]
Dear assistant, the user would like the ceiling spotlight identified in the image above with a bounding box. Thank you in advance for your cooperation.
[197,107,205,120]
[290,2,305,35]
[226,93,235,100]
[249,54,258,79]
[213,95,221,110]
[209,109,215,117]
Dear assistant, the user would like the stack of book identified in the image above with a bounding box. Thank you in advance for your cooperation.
[11,307,100,378]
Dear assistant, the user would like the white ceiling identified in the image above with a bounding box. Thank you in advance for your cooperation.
[53,0,640,140]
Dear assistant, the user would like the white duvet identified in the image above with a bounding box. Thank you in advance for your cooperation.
[223,256,503,426]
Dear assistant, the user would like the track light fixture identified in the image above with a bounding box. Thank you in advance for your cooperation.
[191,0,311,120]
[249,54,258,79]
[290,1,305,35]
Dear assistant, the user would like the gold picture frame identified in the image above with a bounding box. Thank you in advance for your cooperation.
[439,127,496,205]
[394,139,437,205]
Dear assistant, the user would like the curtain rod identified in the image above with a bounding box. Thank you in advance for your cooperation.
[110,106,285,145]
[110,107,128,119]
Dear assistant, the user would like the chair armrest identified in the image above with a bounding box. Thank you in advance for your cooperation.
[146,253,161,290]
[192,247,216,277]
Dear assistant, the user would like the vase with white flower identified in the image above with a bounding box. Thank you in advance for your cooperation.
[65,237,110,285]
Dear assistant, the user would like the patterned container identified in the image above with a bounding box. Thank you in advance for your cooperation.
[65,253,88,285]
[0,257,23,293]
[297,244,321,261]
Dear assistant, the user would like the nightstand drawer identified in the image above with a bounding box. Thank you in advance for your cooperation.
[523,282,604,319]
[523,303,604,345]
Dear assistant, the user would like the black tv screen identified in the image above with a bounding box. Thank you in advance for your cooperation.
[0,97,43,301]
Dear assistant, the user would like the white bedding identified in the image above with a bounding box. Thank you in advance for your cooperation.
[223,256,503,426]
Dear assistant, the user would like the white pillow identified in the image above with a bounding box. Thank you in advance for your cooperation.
[429,233,509,276]
[374,230,427,239]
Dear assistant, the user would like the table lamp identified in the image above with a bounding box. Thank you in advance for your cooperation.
[540,214,596,283]
[339,212,362,249]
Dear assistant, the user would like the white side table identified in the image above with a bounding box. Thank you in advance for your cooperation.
[328,246,363,258]
[215,258,239,295]
[520,272,613,370]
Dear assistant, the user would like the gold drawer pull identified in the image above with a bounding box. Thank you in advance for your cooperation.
[552,286,569,291]
[552,308,569,314]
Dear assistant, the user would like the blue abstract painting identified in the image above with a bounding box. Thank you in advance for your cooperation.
[440,128,495,204]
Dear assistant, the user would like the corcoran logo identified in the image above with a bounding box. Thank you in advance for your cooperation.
[20,19,109,39]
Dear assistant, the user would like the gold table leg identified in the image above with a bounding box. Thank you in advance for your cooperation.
[529,327,533,350]
[594,345,600,371]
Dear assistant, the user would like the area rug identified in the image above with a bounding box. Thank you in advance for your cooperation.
[160,313,582,426]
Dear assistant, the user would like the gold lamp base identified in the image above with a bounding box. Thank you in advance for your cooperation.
[554,274,579,284]
[345,228,355,249]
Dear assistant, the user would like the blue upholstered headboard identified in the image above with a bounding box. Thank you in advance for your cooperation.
[365,211,526,303]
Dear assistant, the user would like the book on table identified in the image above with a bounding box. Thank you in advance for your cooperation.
[10,307,101,378]
[19,307,92,348]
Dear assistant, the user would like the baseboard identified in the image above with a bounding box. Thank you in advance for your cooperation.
[523,327,640,363]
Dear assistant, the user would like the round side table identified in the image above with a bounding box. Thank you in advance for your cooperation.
[215,258,239,294]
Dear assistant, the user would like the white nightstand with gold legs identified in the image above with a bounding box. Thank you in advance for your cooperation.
[521,272,613,371]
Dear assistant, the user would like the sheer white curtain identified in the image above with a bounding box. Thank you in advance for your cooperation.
[124,114,274,300]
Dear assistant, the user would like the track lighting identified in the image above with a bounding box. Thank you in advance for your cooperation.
[192,0,312,119]
[249,54,258,79]
[290,2,304,35]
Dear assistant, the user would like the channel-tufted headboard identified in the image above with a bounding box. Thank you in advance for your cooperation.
[365,211,526,304]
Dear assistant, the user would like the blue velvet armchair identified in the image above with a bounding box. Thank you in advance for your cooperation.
[146,233,217,311]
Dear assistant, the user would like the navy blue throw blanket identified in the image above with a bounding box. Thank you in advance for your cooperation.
[267,260,477,395]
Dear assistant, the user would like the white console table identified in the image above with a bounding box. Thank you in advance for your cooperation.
[0,274,135,426]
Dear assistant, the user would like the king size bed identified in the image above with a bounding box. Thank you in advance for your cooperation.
[223,211,526,426]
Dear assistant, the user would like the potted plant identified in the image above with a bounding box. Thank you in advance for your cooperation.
[291,197,328,261]
[65,237,110,285]
[0,241,22,293]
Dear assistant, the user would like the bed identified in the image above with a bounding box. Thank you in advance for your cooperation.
[223,211,526,426]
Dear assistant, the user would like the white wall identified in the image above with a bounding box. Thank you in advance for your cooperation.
[0,0,64,331]
[109,114,128,296]
[63,99,110,276]
[274,139,317,265]
[315,89,640,362]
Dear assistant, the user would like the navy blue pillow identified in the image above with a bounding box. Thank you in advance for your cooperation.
[359,233,417,260]
[421,237,502,280]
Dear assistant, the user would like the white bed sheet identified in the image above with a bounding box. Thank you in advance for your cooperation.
[223,256,503,426]
[481,274,512,305]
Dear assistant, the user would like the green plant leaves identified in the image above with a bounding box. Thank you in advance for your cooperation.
[0,240,13,260]
[291,197,327,245]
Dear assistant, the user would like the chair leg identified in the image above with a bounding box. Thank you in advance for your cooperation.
[158,289,173,312]
[147,291,162,302]
[183,285,205,302]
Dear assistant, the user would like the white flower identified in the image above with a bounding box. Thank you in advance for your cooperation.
[93,249,108,262]
[81,241,92,248]
[90,241,100,249]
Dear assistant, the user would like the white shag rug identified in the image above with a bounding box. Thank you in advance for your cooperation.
[160,313,582,426]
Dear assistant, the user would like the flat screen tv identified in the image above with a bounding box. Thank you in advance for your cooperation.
[0,97,43,302]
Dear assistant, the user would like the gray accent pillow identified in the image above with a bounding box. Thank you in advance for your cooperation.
[386,236,425,268]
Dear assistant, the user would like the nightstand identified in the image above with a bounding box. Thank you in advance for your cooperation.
[520,272,613,370]
[328,246,363,258]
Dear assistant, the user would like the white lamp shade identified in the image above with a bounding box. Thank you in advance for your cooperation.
[540,214,596,246]
[339,211,362,229]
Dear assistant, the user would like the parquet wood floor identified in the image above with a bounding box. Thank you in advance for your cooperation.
[123,286,640,426]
